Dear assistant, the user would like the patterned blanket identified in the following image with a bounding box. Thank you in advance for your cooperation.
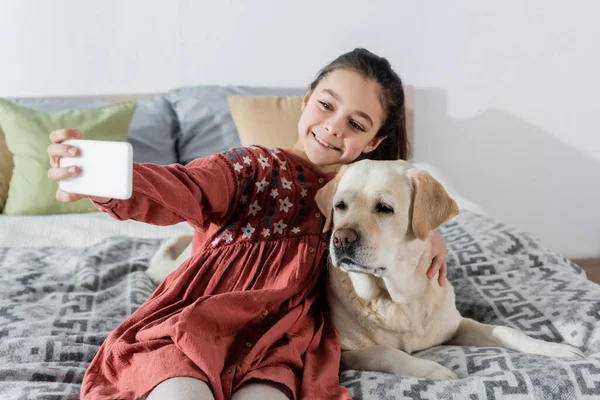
[1,210,599,399]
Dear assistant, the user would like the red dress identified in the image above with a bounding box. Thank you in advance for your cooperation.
[80,146,351,400]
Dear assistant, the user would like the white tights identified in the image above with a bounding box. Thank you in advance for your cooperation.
[142,377,292,400]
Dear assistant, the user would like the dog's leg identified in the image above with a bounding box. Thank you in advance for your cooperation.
[341,345,457,380]
[147,234,193,283]
[448,318,584,359]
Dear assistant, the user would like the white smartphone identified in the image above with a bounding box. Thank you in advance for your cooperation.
[59,139,133,200]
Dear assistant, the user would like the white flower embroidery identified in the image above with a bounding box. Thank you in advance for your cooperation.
[279,197,293,213]
[224,233,233,243]
[212,237,220,246]
[241,195,248,203]
[301,189,308,198]
[255,178,268,193]
[280,160,287,170]
[258,154,270,169]
[262,228,270,237]
[248,201,262,216]
[274,220,287,234]
[270,148,281,154]
[242,223,255,239]
[243,156,252,165]
[292,227,301,234]
[234,162,243,173]
[281,177,292,190]
[270,188,279,198]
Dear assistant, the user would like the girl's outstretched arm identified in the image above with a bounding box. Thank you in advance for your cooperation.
[92,157,235,230]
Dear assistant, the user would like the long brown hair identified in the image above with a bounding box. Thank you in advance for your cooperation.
[308,48,409,161]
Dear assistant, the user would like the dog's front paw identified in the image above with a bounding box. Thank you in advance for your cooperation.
[550,343,585,360]
[411,360,458,380]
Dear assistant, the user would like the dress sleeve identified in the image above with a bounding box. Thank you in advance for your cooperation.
[92,152,241,231]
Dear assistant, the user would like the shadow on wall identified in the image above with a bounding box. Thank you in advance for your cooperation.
[413,88,600,258]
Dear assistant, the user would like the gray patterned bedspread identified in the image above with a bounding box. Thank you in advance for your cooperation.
[1,210,599,399]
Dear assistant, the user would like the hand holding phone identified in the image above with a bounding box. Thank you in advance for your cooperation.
[47,130,133,202]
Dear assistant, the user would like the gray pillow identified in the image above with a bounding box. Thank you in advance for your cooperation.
[3,95,179,165]
[167,85,305,165]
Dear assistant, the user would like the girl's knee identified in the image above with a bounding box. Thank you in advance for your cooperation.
[231,380,293,400]
[144,376,214,400]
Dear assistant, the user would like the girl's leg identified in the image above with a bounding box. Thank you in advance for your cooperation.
[231,380,292,400]
[142,377,215,400]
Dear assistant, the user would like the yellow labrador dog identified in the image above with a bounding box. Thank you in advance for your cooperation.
[315,159,584,380]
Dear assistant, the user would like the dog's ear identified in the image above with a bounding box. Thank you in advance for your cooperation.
[315,167,347,233]
[408,169,459,240]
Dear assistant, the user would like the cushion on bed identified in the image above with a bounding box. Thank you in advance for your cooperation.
[228,95,303,149]
[0,99,135,215]
[167,85,305,164]
[2,95,179,166]
[0,126,12,211]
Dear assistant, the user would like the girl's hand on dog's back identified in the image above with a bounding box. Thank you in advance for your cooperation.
[47,129,111,204]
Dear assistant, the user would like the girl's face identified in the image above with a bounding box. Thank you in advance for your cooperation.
[293,69,385,173]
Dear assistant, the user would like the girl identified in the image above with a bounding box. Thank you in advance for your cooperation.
[47,48,449,400]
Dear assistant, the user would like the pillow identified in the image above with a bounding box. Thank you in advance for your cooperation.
[5,95,179,165]
[0,99,135,215]
[228,95,303,149]
[0,125,13,210]
[167,85,305,164]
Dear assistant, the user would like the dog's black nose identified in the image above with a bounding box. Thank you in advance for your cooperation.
[333,229,358,251]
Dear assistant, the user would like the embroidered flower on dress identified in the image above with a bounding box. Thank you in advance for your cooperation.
[274,220,287,234]
[224,233,233,243]
[248,201,262,216]
[280,160,287,170]
[256,178,268,193]
[262,228,270,237]
[270,189,279,198]
[234,162,243,173]
[241,195,248,203]
[279,197,293,213]
[300,189,308,198]
[258,154,270,169]
[242,223,255,239]
[281,177,292,190]
[243,156,252,165]
[292,227,301,234]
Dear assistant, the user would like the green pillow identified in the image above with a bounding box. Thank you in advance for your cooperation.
[0,99,136,215]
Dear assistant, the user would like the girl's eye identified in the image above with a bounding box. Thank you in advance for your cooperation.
[350,121,364,131]
[319,101,331,110]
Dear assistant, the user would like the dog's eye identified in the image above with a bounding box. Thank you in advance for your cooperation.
[335,201,347,211]
[375,203,394,214]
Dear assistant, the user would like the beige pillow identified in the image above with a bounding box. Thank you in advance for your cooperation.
[0,126,13,211]
[228,95,303,149]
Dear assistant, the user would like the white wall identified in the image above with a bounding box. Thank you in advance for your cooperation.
[1,0,599,258]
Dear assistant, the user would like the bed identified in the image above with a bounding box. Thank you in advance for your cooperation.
[1,86,599,400]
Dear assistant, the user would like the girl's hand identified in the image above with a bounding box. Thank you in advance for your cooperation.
[47,129,111,204]
[427,230,448,286]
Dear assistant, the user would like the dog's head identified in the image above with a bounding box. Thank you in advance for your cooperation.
[315,160,459,277]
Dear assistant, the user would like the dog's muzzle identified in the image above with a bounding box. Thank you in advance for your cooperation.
[331,228,387,276]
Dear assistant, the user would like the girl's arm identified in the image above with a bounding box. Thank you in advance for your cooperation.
[92,157,235,231]
[427,230,448,286]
